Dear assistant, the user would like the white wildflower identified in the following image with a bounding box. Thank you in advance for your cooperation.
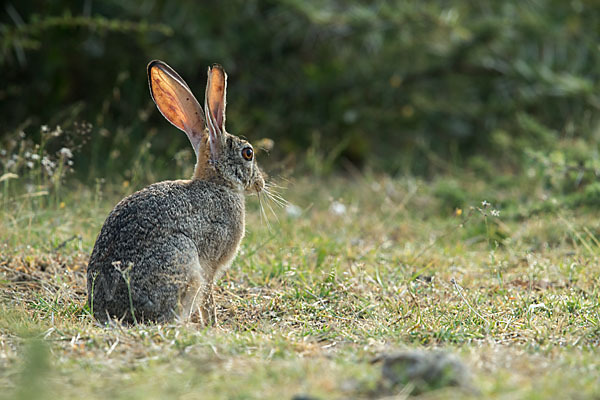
[330,201,347,216]
[6,160,16,169]
[59,147,73,159]
[41,157,56,176]
[285,204,302,218]
[481,200,490,207]
[26,161,34,169]
[31,153,40,160]
[491,209,500,217]
[41,125,49,133]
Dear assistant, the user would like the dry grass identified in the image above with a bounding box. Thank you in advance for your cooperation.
[1,174,599,399]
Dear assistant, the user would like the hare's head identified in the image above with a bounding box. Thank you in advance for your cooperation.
[147,60,264,193]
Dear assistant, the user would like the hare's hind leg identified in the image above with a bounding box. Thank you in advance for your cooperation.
[130,234,203,323]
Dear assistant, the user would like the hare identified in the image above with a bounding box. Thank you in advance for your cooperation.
[87,60,264,325]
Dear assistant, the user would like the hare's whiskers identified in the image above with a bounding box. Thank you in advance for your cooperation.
[257,191,271,230]
[266,190,288,206]
[265,181,288,192]
[263,186,288,208]
[267,181,288,191]
[263,190,280,223]
[264,190,287,211]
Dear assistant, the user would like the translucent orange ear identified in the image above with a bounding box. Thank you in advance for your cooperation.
[205,64,227,132]
[148,60,205,155]
[203,64,227,161]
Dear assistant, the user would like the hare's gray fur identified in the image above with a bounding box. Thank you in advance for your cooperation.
[87,61,264,324]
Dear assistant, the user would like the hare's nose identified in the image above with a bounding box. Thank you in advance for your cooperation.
[254,177,265,193]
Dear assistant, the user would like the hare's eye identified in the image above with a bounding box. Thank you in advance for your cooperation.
[241,147,253,161]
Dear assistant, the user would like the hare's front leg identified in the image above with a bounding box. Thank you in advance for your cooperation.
[181,257,217,326]
[199,282,217,326]
[178,259,211,325]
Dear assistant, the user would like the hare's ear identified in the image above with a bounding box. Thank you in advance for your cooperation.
[204,64,227,160]
[148,60,206,156]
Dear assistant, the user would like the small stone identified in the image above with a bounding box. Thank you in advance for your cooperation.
[373,350,472,395]
[291,395,320,400]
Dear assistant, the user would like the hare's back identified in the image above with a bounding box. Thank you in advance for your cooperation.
[88,179,243,267]
[91,181,195,255]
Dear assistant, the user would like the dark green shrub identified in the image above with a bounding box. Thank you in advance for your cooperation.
[1,1,599,176]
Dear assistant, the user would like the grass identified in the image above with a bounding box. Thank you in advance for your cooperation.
[1,169,600,399]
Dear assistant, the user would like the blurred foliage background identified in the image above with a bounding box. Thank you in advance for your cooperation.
[1,0,599,181]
